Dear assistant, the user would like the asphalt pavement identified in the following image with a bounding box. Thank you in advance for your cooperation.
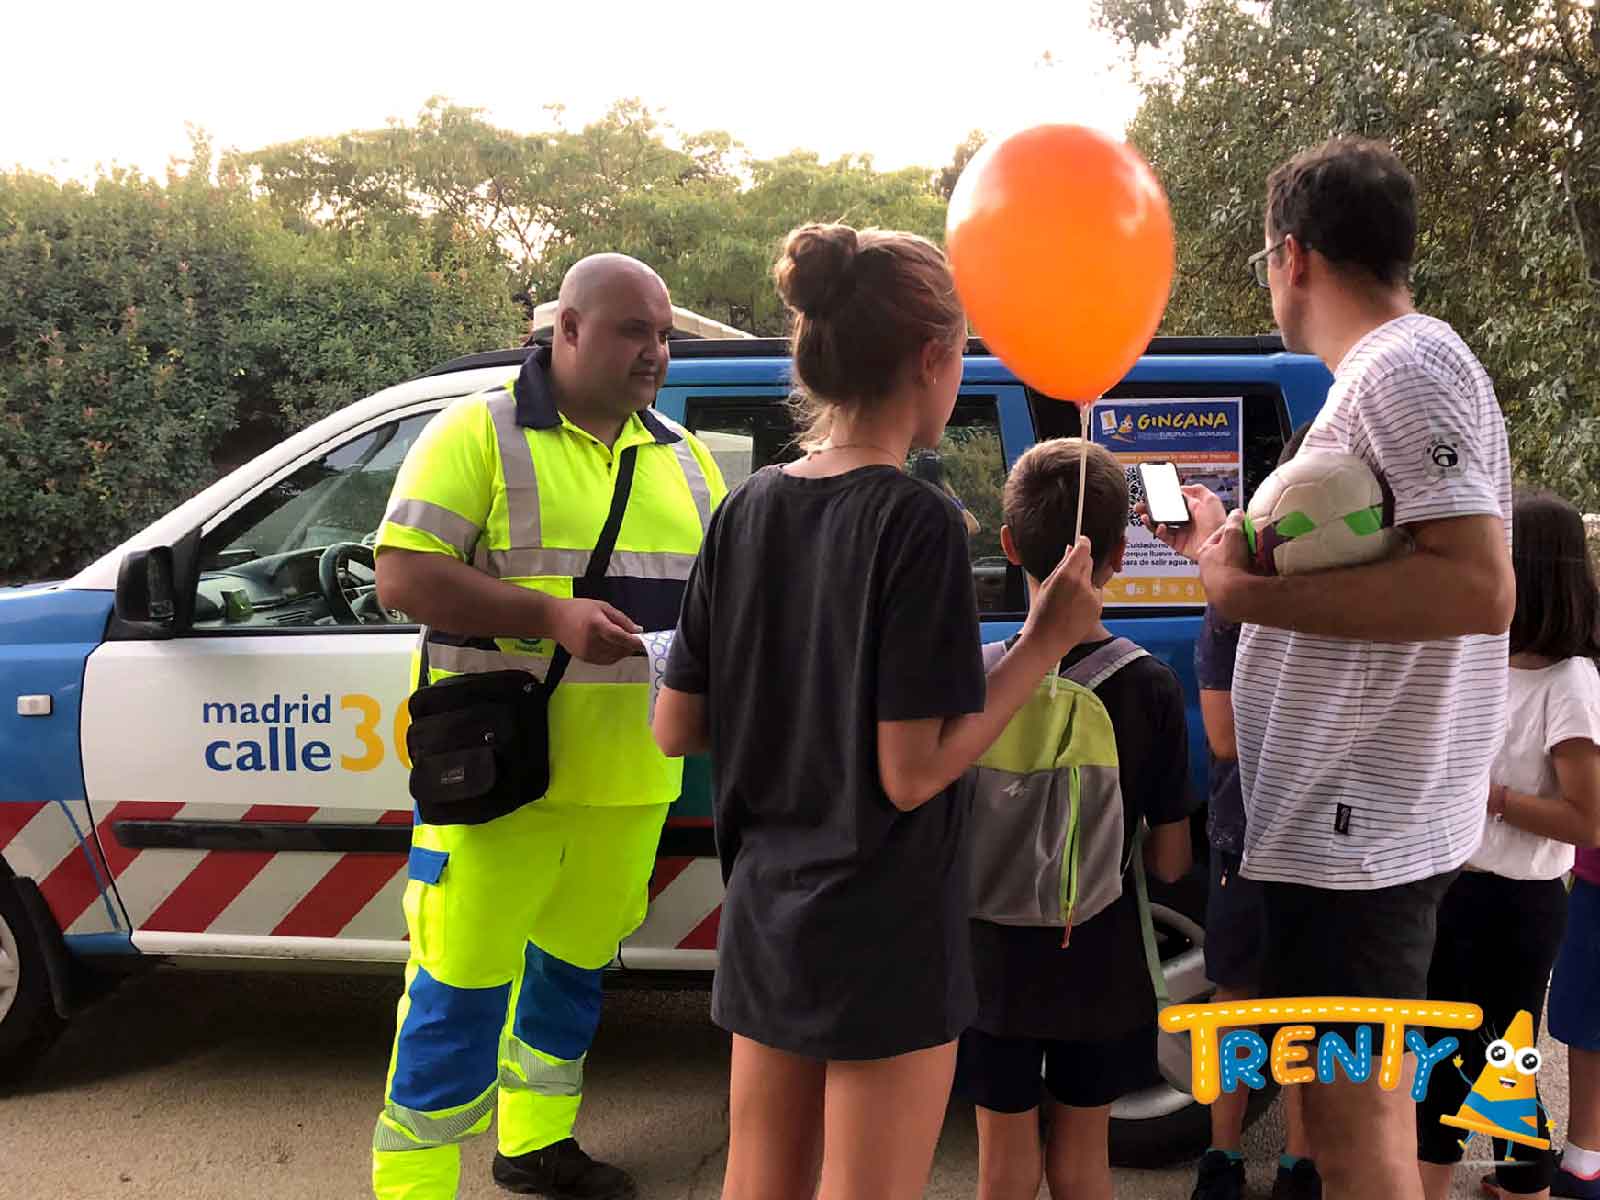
[0,969,1567,1199]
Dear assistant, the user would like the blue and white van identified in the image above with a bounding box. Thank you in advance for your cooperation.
[0,335,1330,1161]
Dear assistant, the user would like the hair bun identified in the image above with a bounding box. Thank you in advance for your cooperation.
[775,223,860,318]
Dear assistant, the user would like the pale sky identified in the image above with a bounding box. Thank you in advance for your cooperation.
[3,0,1146,181]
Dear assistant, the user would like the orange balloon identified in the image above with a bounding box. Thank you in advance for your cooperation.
[946,125,1175,405]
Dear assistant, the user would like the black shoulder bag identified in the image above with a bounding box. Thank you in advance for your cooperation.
[405,445,640,826]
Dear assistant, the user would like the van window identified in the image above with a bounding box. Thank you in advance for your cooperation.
[683,403,803,489]
[685,394,1016,615]
[192,412,436,630]
[929,400,1011,614]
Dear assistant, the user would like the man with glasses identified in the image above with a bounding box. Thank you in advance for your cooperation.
[1147,137,1514,1200]
[1247,239,1288,289]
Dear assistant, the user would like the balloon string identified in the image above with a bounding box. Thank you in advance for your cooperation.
[1074,429,1089,543]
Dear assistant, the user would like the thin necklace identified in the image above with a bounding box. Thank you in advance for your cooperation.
[809,442,902,466]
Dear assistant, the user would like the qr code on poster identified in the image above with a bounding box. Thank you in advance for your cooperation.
[1123,466,1145,528]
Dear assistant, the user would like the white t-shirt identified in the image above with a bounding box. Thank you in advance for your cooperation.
[1235,314,1512,890]
[1470,657,1600,879]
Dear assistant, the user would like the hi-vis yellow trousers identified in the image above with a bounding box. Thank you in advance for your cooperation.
[371,801,669,1200]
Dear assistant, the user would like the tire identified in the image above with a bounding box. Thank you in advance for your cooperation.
[0,873,66,1087]
[1107,872,1278,1168]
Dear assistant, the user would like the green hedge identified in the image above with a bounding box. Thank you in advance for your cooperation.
[0,165,523,583]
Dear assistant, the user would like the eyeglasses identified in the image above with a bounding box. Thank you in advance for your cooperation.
[1247,239,1288,288]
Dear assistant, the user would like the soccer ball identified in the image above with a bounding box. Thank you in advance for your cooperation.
[1243,451,1403,576]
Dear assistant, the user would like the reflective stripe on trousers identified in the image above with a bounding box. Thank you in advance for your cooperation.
[374,1088,496,1152]
[500,1040,585,1097]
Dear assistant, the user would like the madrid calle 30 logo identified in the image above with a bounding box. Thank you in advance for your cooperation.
[1161,999,1553,1159]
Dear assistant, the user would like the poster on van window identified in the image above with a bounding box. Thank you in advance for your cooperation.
[1088,397,1243,606]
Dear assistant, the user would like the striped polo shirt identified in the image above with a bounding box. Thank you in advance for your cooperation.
[1235,314,1512,890]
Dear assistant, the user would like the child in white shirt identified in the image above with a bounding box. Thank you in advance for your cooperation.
[1417,489,1600,1200]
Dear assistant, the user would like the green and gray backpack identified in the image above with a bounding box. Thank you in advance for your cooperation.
[964,637,1149,945]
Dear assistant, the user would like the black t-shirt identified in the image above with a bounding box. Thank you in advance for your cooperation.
[969,640,1193,1042]
[665,465,986,1059]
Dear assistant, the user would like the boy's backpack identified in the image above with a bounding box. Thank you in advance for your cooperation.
[964,637,1149,943]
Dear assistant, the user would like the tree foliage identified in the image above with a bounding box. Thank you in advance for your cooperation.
[0,139,522,582]
[10,49,1595,584]
[936,130,990,201]
[234,99,948,335]
[1,104,962,581]
[1099,0,1600,510]
[940,428,1006,561]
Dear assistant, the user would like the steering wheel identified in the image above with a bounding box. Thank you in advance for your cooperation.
[317,542,390,625]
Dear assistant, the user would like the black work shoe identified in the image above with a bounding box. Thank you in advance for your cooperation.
[493,1139,637,1200]
[1271,1157,1323,1200]
[1192,1149,1246,1200]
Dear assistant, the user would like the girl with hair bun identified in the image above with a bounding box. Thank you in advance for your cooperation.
[652,223,1102,1199]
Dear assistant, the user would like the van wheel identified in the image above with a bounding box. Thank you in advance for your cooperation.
[0,875,65,1086]
[1107,875,1278,1168]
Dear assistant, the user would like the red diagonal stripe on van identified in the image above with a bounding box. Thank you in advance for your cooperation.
[271,811,413,939]
[679,906,721,951]
[272,853,407,938]
[648,856,694,900]
[37,843,109,932]
[0,802,47,853]
[97,801,186,877]
[38,801,181,932]
[140,806,317,934]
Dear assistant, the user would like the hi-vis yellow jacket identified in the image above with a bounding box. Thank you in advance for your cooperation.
[376,345,727,808]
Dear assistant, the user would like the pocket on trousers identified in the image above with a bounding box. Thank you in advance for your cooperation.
[408,846,450,885]
[402,847,451,965]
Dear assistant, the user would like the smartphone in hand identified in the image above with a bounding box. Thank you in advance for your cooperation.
[1137,462,1191,528]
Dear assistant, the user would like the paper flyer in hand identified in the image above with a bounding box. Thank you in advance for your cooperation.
[640,629,675,721]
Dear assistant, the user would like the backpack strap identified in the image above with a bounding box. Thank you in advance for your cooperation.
[1131,827,1188,1090]
[1061,637,1147,692]
[1131,825,1171,1011]
[983,637,1148,690]
[1061,638,1174,1049]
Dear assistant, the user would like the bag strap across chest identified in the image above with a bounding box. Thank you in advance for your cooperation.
[418,443,640,694]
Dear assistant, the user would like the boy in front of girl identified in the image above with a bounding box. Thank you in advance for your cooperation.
[955,438,1198,1200]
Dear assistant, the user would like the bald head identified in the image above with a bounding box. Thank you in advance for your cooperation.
[558,253,668,313]
[550,253,674,435]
